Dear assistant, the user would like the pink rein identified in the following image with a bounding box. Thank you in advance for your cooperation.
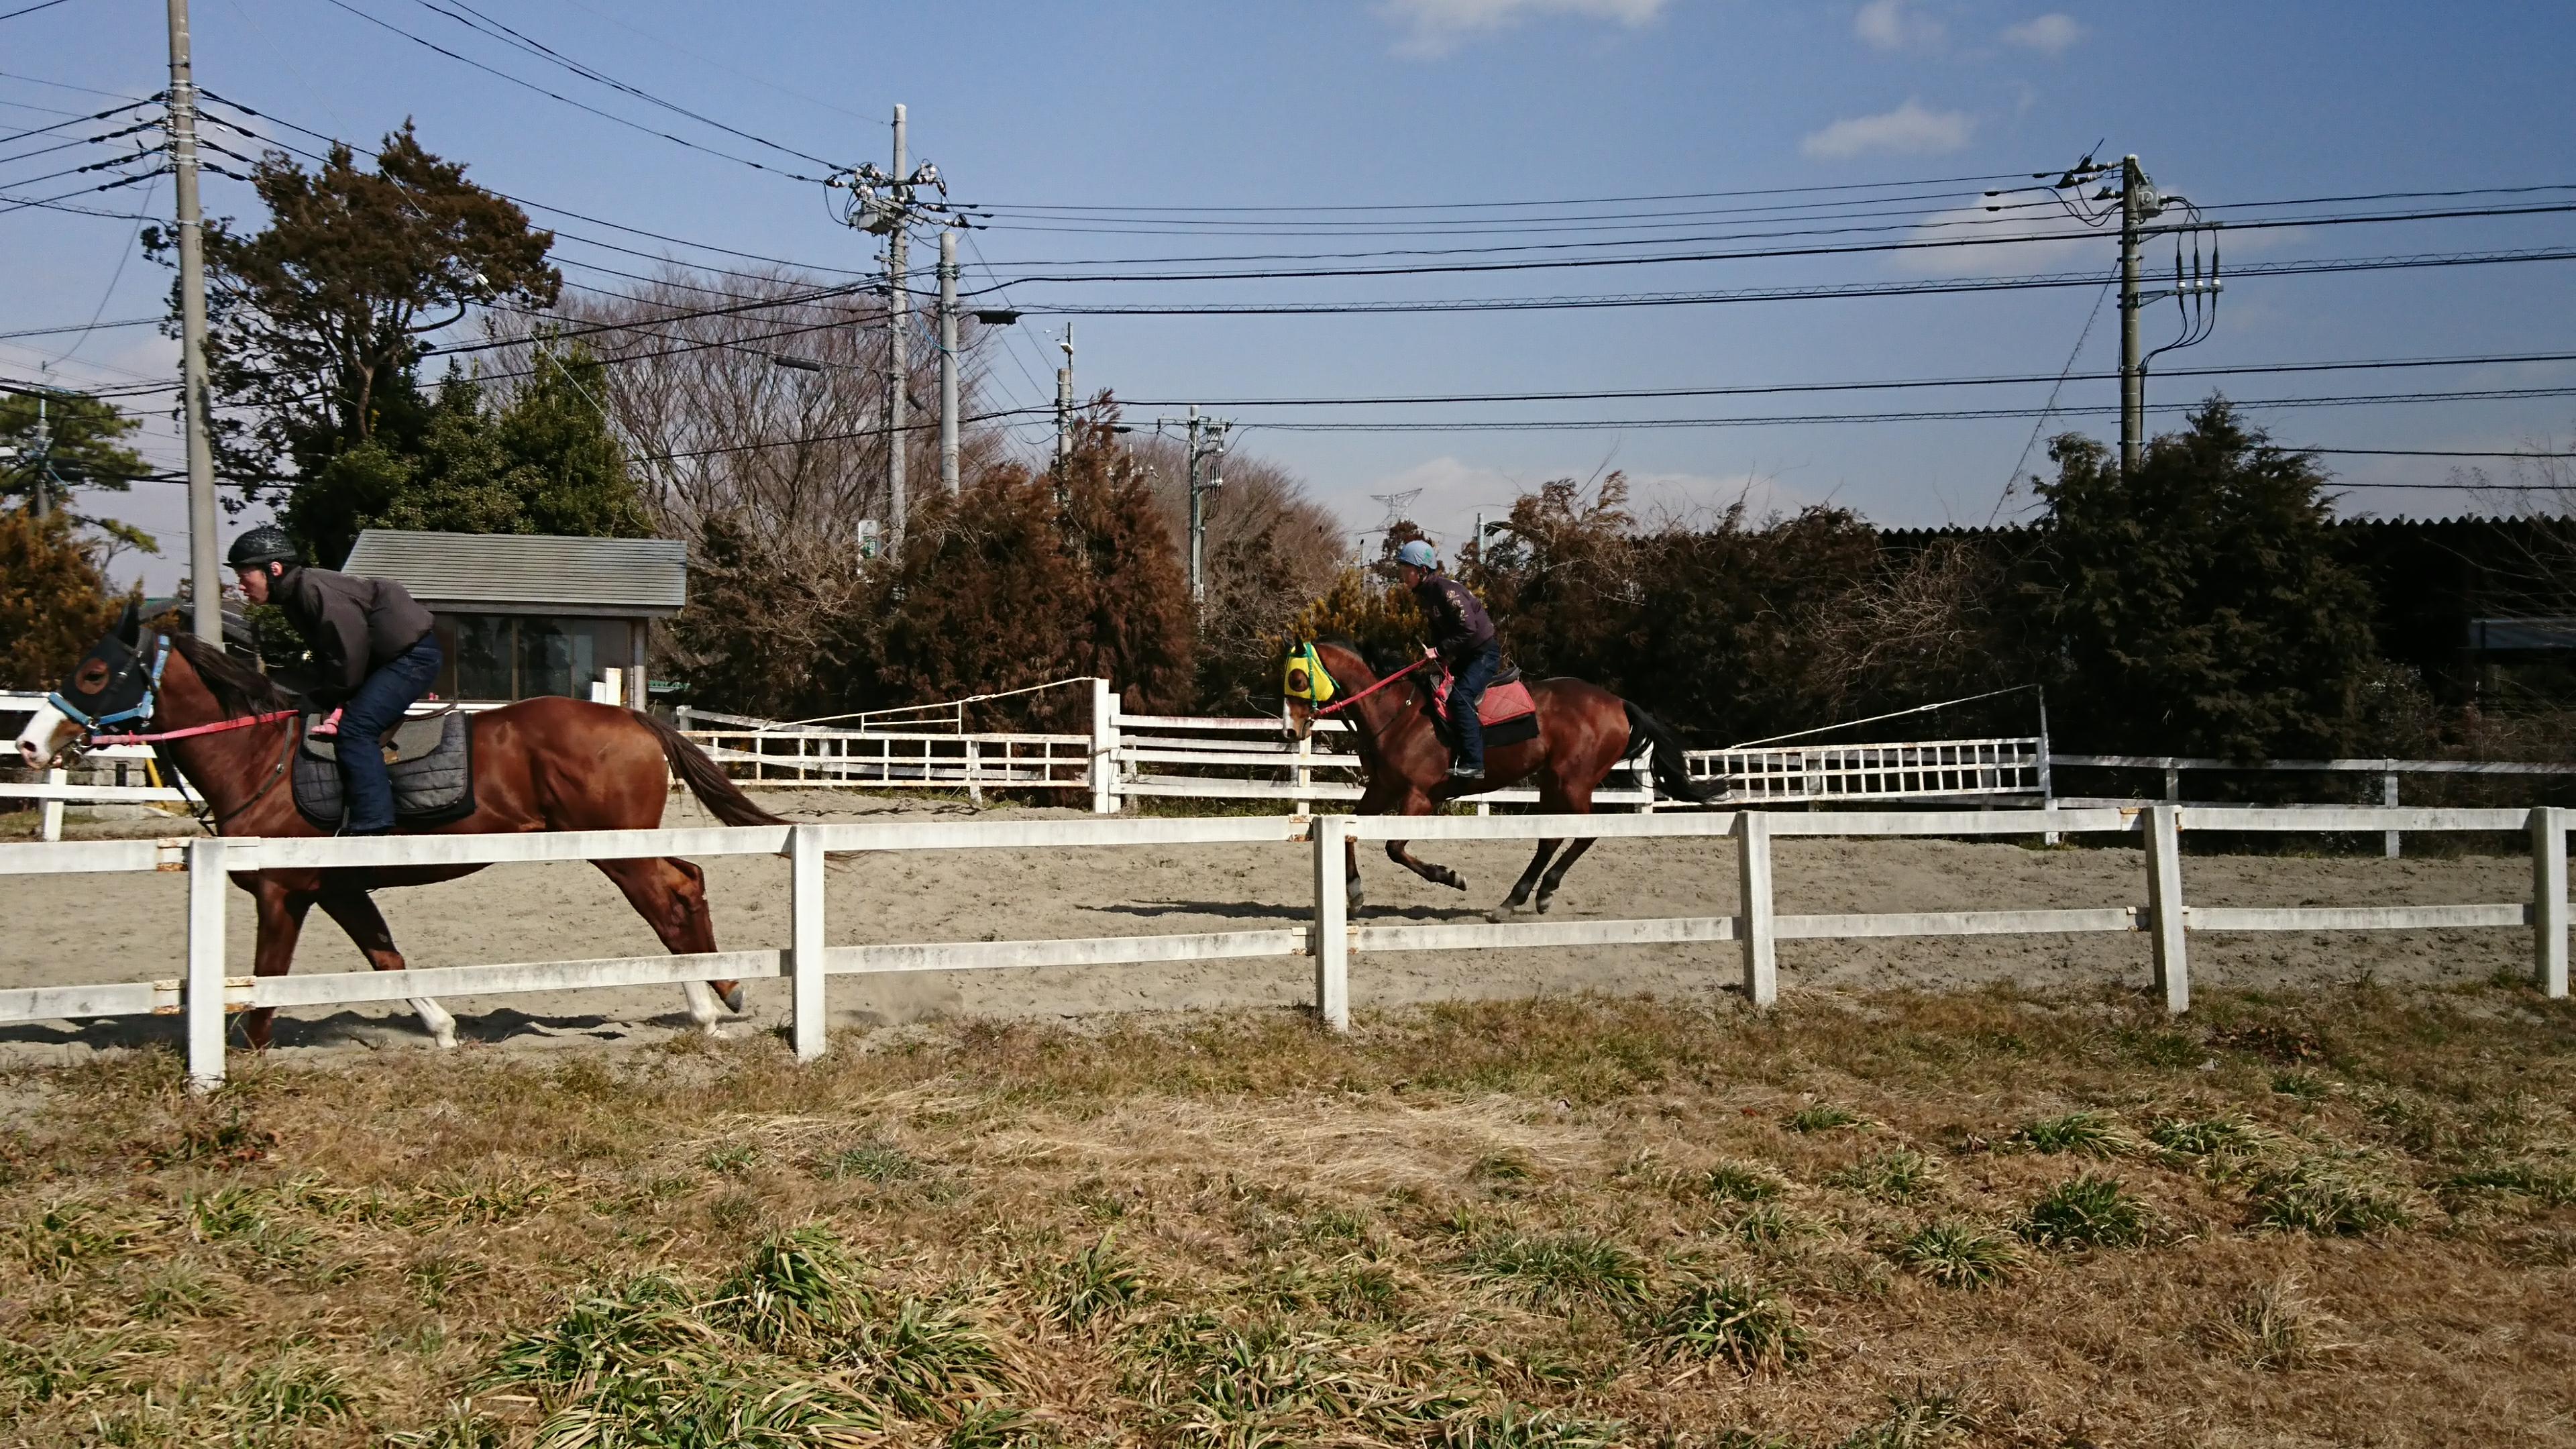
[1316,657,1431,717]
[90,710,297,747]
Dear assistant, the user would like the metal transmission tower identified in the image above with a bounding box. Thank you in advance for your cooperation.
[1155,406,1234,608]
[2020,152,2219,479]
[826,104,962,559]
[166,0,221,641]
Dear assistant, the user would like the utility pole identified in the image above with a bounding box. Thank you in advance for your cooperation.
[28,390,50,520]
[937,227,959,495]
[2118,153,2145,479]
[826,106,951,559]
[167,0,221,641]
[1054,323,1075,473]
[1160,406,1231,608]
[885,104,908,557]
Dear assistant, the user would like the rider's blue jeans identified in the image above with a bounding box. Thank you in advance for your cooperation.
[1448,641,1502,770]
[337,634,442,835]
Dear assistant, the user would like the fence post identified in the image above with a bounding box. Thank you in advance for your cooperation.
[1293,732,1312,816]
[1089,677,1120,815]
[40,767,65,843]
[789,824,828,1061]
[1737,810,1776,1008]
[1636,743,1658,814]
[2533,806,2568,999]
[186,836,227,1093]
[1311,814,1350,1030]
[2145,804,2189,1013]
[2382,771,2400,859]
[965,738,984,807]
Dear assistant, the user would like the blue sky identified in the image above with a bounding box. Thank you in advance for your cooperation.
[7,0,2573,590]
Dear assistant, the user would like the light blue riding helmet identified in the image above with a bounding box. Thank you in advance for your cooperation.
[1395,539,1438,570]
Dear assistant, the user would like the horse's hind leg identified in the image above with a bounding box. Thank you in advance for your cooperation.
[1344,835,1365,915]
[595,856,734,1030]
[1385,839,1466,892]
[1533,838,1598,914]
[317,886,456,1049]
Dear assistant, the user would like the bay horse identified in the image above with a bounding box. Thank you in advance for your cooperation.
[14,608,788,1051]
[1281,639,1713,916]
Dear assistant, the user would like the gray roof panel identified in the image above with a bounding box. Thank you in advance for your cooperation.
[342,530,687,612]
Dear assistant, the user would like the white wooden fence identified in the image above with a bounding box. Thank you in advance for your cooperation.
[0,803,2563,1094]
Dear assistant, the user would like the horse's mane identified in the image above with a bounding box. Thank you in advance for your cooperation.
[1314,637,1413,680]
[167,631,297,718]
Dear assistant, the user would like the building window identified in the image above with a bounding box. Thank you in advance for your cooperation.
[433,615,634,702]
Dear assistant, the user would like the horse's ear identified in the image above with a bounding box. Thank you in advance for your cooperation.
[113,598,140,646]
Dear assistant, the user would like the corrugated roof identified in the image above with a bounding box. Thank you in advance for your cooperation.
[342,530,687,612]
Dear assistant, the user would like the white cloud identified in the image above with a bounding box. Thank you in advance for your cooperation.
[1799,99,1973,160]
[1886,201,2097,277]
[2000,12,2084,56]
[1854,0,1943,51]
[1379,0,1665,58]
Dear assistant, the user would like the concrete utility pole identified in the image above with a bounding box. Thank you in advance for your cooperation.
[2118,154,2145,479]
[1054,323,1075,472]
[937,227,959,495]
[885,103,908,558]
[167,0,221,641]
[1162,405,1232,608]
[28,391,50,520]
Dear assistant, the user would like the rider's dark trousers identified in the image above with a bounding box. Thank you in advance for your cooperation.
[337,634,442,835]
[1447,640,1502,770]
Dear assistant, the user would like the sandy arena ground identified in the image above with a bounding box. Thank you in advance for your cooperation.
[0,789,2544,1064]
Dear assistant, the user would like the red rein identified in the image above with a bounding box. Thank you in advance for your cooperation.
[89,710,297,747]
[1315,657,1430,717]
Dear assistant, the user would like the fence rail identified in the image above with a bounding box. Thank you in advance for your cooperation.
[0,803,2563,1095]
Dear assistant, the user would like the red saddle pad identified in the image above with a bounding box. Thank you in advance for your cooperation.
[1472,678,1536,724]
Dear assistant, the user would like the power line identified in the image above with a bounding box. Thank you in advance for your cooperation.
[1231,382,2576,433]
[1002,245,2576,317]
[965,202,2576,292]
[311,0,837,183]
[977,170,2042,214]
[405,0,847,170]
[0,317,160,341]
[0,0,76,22]
[0,95,160,150]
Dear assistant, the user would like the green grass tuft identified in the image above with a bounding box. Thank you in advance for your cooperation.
[1644,1276,1811,1372]
[2010,1110,2132,1159]
[1458,1230,1649,1310]
[714,1224,871,1350]
[1893,1222,2021,1289]
[1043,1232,1148,1329]
[819,1142,923,1185]
[1699,1161,1786,1204]
[1825,1149,1941,1203]
[1786,1104,1866,1134]
[2146,1112,2273,1160]
[2244,1159,2414,1236]
[2018,1173,2151,1249]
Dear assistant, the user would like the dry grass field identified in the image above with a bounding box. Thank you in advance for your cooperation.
[3,984,2572,1447]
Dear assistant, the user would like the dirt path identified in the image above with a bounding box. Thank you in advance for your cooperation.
[0,791,2540,1064]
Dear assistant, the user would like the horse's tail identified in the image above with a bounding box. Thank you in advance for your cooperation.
[636,710,792,827]
[1621,701,1718,804]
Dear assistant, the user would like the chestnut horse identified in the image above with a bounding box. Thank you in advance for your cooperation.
[1281,639,1713,916]
[15,610,787,1051]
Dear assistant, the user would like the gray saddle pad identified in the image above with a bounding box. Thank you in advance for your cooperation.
[292,711,476,828]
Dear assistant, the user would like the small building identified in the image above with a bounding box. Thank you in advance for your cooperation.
[341,529,686,708]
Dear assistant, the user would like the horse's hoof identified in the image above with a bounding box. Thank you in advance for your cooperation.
[1534,894,1556,915]
[433,1029,458,1051]
[1485,905,1515,924]
[1439,873,1467,892]
[721,983,746,1014]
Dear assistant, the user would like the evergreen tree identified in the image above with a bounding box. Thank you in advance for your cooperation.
[0,510,121,689]
[2033,398,2379,759]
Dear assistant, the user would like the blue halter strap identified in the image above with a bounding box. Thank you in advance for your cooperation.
[48,635,168,733]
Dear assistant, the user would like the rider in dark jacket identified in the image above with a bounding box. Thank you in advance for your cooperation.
[1393,539,1501,781]
[227,525,441,834]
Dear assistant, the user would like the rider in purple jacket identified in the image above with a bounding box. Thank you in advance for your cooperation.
[1393,539,1501,782]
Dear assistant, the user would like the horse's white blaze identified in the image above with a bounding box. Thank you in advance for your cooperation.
[13,700,73,769]
[409,996,457,1049]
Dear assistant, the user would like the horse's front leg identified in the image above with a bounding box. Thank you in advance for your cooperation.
[1344,834,1365,915]
[317,885,457,1048]
[239,873,317,1051]
[1494,839,1562,920]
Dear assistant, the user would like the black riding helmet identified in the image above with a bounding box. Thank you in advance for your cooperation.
[225,524,299,571]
